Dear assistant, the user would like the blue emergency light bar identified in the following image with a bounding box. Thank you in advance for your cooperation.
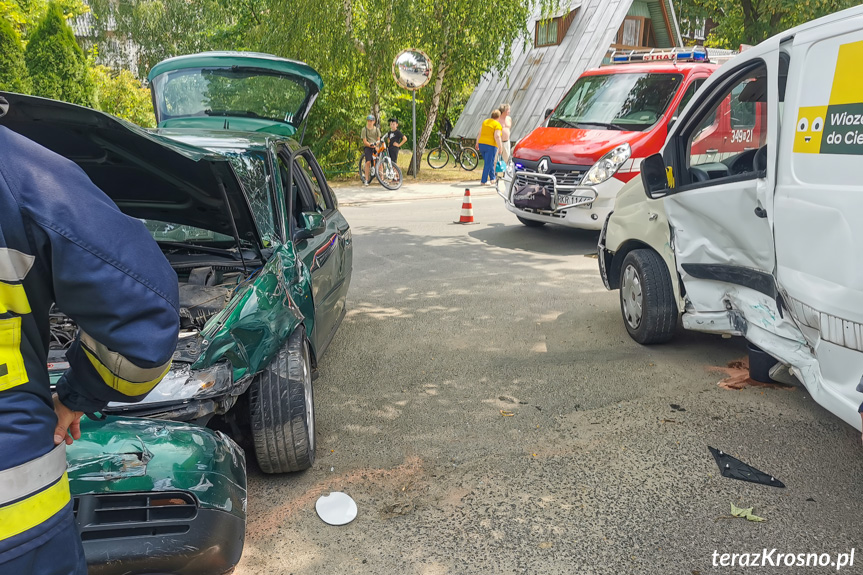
[608,46,709,65]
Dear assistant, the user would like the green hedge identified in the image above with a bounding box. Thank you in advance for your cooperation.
[25,2,94,106]
[0,17,30,93]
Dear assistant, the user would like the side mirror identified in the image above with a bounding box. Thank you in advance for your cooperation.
[293,212,326,242]
[641,153,670,199]
[545,108,554,119]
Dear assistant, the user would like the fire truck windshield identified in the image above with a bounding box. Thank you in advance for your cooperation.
[548,72,683,132]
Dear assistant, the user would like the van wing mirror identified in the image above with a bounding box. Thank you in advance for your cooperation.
[641,153,670,199]
[545,108,554,119]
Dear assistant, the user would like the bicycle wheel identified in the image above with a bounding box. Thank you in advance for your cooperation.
[357,155,369,184]
[459,147,479,171]
[375,158,403,190]
[426,147,449,169]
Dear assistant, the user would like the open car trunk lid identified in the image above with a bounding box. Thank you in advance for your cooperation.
[147,51,323,137]
[0,92,262,250]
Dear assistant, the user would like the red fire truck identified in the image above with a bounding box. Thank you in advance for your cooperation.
[501,47,747,230]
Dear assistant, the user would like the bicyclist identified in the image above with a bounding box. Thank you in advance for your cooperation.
[361,114,381,187]
[385,118,407,164]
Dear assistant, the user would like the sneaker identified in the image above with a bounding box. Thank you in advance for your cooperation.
[363,182,369,187]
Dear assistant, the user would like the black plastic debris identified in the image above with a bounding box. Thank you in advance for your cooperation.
[670,404,686,412]
[708,446,785,488]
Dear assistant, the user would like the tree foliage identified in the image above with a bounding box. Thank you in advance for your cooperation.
[679,0,859,48]
[90,64,155,126]
[2,0,89,40]
[25,1,94,105]
[87,0,257,74]
[0,16,31,92]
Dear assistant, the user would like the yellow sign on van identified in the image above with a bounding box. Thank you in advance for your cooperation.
[794,40,863,155]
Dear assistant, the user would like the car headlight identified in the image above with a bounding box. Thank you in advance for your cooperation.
[583,143,631,185]
[505,159,515,178]
[113,363,233,406]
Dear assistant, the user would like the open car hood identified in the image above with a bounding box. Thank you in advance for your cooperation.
[147,51,323,136]
[0,93,262,249]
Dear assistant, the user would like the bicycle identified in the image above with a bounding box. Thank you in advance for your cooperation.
[357,137,403,190]
[426,132,479,170]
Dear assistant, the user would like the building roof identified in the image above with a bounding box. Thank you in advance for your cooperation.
[452,0,682,142]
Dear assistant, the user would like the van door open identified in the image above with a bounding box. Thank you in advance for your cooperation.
[661,54,780,333]
[774,24,863,428]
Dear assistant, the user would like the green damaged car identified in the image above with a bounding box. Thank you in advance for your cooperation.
[0,52,353,474]
[69,416,246,575]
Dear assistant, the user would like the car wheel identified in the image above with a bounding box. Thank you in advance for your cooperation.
[516,216,545,227]
[248,326,315,473]
[619,249,677,344]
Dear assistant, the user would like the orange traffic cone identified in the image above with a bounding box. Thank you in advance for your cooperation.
[455,189,476,224]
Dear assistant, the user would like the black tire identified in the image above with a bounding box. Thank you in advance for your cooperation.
[516,215,546,227]
[427,147,449,169]
[619,249,677,344]
[248,326,315,473]
[459,148,479,171]
[376,158,403,190]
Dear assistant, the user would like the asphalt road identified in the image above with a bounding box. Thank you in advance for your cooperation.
[235,194,863,575]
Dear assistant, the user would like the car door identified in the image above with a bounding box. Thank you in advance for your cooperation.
[285,148,346,354]
[660,52,781,326]
[773,24,863,427]
[297,151,352,337]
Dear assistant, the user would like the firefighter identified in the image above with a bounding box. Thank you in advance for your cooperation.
[0,109,179,574]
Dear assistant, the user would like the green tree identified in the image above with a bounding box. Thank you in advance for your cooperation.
[25,1,94,105]
[0,17,31,92]
[90,65,155,126]
[679,0,858,48]
[403,0,548,174]
[87,0,256,74]
[2,0,89,41]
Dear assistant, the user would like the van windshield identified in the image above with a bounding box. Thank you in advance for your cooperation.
[548,73,683,132]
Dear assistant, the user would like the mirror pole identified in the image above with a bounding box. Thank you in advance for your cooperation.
[412,91,417,179]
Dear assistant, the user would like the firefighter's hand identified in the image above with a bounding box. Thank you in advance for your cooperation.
[53,393,83,445]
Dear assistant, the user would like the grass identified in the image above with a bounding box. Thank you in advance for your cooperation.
[329,148,488,187]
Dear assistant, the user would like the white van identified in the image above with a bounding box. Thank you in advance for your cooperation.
[598,5,863,430]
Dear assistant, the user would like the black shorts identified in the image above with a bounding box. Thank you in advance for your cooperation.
[364,147,374,162]
[388,148,399,163]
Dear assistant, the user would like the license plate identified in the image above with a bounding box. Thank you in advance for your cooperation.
[558,195,592,208]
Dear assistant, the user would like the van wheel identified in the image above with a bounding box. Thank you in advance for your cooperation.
[248,326,315,473]
[516,216,545,227]
[619,250,676,344]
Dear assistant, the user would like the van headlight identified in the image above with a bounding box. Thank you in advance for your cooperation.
[583,143,631,185]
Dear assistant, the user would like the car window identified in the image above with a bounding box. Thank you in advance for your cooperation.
[671,79,705,122]
[295,155,329,212]
[226,152,278,245]
[685,64,768,182]
[730,83,757,129]
[276,155,306,231]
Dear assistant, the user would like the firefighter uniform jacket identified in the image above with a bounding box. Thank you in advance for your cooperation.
[0,126,180,564]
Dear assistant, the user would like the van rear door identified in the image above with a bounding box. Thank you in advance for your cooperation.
[775,22,863,428]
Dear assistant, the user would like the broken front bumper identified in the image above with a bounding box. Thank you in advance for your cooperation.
[68,416,247,574]
[77,491,245,575]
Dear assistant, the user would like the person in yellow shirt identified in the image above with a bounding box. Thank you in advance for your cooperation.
[475,109,503,185]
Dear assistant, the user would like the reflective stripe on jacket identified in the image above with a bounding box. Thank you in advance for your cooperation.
[0,126,179,560]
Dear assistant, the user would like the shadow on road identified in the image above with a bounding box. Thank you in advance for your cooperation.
[468,222,600,256]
